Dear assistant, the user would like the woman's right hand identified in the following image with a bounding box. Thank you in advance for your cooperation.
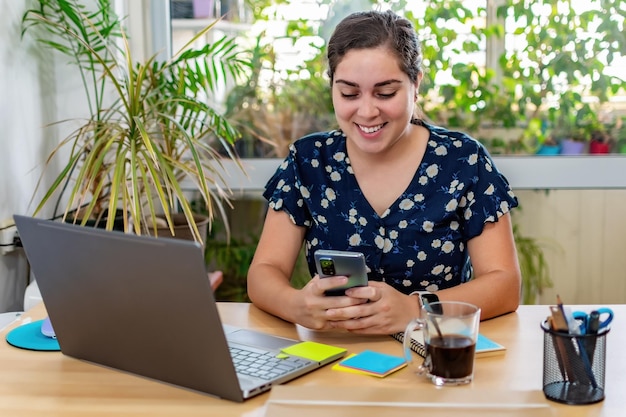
[293,275,368,330]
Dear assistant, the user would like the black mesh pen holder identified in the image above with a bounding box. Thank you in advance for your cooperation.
[541,320,609,405]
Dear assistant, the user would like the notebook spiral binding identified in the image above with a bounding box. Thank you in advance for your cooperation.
[391,332,426,358]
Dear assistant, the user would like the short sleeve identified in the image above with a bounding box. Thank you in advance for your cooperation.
[262,146,313,227]
[460,142,518,240]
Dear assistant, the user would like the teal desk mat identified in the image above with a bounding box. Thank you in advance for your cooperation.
[6,319,60,351]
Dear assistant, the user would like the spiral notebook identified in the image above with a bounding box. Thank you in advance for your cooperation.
[392,331,506,358]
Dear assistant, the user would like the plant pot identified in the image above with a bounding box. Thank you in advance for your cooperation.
[65,208,127,231]
[559,139,586,155]
[589,140,610,154]
[536,144,560,155]
[155,213,209,244]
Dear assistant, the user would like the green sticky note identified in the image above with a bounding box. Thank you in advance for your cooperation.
[281,341,347,362]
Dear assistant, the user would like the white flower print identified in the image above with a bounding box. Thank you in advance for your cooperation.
[464,209,473,220]
[349,216,357,224]
[273,199,283,210]
[349,208,357,216]
[325,137,335,145]
[399,199,414,210]
[444,266,451,273]
[450,221,459,230]
[349,234,362,246]
[435,145,447,156]
[453,140,462,148]
[321,199,329,208]
[317,215,327,224]
[398,220,408,229]
[485,161,493,172]
[445,273,453,281]
[419,176,428,185]
[468,154,478,165]
[325,188,336,201]
[407,259,415,267]
[330,171,341,181]
[431,239,441,248]
[325,165,332,173]
[431,264,445,275]
[426,284,439,292]
[402,279,412,287]
[379,227,385,235]
[417,251,427,261]
[449,179,459,193]
[315,141,323,148]
[310,238,319,246]
[300,185,310,198]
[383,238,393,253]
[374,235,385,249]
[311,159,319,167]
[358,217,367,226]
[441,241,454,253]
[422,221,434,233]
[485,215,495,222]
[280,160,289,169]
[277,179,285,189]
[389,230,398,239]
[426,164,439,178]
[420,280,430,287]
[333,152,346,162]
[500,201,509,212]
[445,199,458,212]
[297,198,303,207]
[485,184,495,195]
[414,194,424,202]
[428,140,437,147]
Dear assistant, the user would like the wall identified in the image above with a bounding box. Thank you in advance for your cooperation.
[514,189,626,305]
[0,0,86,312]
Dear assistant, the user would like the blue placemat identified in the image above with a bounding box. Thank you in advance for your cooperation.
[6,319,60,351]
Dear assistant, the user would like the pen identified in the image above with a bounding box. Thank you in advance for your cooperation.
[585,310,601,366]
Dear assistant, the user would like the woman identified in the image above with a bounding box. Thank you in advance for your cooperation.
[247,10,521,334]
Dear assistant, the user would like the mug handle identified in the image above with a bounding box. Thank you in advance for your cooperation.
[403,318,429,375]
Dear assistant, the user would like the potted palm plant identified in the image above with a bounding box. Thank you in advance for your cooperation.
[21,0,250,243]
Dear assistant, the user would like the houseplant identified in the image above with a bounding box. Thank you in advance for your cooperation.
[22,0,251,242]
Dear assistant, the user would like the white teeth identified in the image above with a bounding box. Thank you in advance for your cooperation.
[359,124,383,133]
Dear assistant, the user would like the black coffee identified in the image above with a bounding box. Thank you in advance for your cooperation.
[426,334,476,379]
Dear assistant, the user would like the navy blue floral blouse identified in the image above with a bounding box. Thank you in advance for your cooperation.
[262,122,518,294]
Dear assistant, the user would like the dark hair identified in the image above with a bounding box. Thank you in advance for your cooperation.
[326,10,423,85]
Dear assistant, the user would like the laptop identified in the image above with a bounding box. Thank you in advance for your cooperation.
[13,215,345,402]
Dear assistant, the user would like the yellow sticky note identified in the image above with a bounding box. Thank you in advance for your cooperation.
[281,341,347,362]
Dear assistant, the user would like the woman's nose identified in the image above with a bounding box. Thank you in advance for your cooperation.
[357,97,380,118]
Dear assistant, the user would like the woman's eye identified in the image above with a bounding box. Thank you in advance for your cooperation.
[378,92,397,99]
[340,93,358,99]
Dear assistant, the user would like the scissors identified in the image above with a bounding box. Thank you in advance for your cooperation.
[572,308,613,335]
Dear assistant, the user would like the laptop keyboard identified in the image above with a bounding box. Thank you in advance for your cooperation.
[229,345,311,380]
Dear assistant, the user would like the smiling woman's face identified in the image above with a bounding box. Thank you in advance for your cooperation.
[332,46,420,156]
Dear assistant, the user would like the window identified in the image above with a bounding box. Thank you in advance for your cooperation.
[132,0,626,190]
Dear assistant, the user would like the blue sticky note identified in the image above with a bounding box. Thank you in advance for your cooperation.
[338,350,406,375]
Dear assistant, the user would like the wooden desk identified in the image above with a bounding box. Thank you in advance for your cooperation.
[0,303,623,416]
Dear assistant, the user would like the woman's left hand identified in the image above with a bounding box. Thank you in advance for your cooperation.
[324,281,420,334]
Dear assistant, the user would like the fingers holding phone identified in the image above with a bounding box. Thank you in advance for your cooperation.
[314,250,369,296]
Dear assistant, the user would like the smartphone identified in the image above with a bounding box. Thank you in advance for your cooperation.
[314,249,368,296]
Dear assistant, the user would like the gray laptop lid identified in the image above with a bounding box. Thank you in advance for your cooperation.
[13,215,294,402]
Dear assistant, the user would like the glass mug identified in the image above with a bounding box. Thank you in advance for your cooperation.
[403,301,481,386]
